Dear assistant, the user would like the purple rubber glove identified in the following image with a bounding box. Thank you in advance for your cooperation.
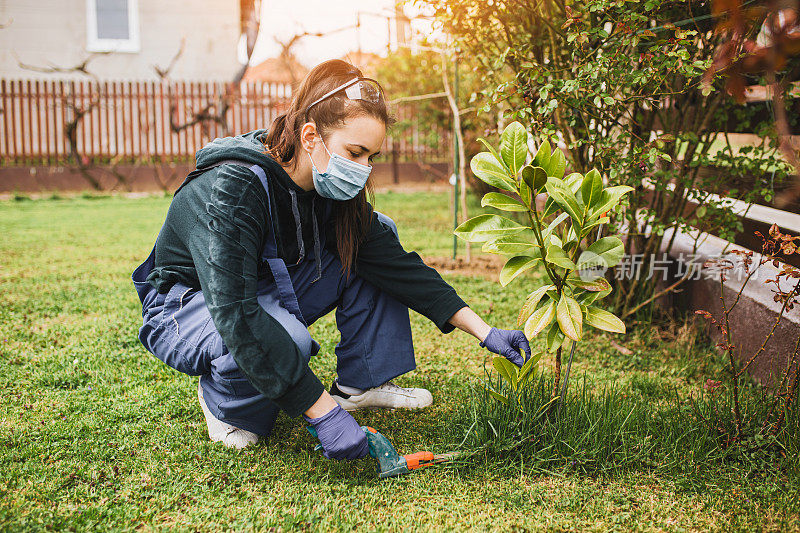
[480,327,532,367]
[303,405,369,461]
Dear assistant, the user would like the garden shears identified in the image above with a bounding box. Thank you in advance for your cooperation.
[307,425,456,479]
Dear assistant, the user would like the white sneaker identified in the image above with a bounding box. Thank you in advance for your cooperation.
[329,380,433,411]
[197,381,259,449]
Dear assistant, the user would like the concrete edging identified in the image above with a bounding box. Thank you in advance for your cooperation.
[661,227,799,384]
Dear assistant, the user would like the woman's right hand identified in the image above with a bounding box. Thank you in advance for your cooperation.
[303,404,369,460]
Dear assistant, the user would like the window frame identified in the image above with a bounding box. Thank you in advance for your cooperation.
[86,0,140,53]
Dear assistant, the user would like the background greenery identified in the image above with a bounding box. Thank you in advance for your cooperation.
[414,0,797,316]
[1,192,797,531]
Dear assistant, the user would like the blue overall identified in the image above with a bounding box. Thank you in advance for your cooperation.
[131,162,415,436]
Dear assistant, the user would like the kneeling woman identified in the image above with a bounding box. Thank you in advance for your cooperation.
[131,60,530,459]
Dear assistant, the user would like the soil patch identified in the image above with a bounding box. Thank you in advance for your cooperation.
[421,254,505,280]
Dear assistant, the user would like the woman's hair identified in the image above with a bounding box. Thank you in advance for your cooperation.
[264,59,391,277]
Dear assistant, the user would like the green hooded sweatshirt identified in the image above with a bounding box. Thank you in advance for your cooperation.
[147,130,467,417]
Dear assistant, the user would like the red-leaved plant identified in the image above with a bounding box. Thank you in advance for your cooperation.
[696,224,800,442]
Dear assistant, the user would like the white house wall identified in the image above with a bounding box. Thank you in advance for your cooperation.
[0,0,242,80]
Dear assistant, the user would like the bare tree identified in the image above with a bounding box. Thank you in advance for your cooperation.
[272,23,358,86]
[13,2,264,193]
[17,53,107,78]
[274,33,320,86]
[153,0,263,137]
[17,54,131,191]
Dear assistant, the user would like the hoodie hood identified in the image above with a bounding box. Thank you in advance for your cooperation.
[194,130,307,194]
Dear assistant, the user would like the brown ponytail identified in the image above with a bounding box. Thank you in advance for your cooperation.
[263,59,391,277]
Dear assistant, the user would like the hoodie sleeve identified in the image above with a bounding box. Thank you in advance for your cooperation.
[185,165,324,417]
[354,211,468,333]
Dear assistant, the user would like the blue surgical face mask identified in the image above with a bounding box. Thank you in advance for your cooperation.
[307,137,372,201]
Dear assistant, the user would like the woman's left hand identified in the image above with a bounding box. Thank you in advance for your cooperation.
[480,327,531,367]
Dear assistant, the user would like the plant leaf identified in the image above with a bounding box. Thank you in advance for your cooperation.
[492,356,518,387]
[482,230,540,256]
[584,305,626,333]
[477,137,510,174]
[481,192,527,212]
[580,169,603,208]
[547,147,566,179]
[582,216,610,235]
[590,185,634,218]
[454,214,526,243]
[533,140,551,170]
[562,239,578,254]
[470,152,516,192]
[487,389,509,405]
[577,236,625,269]
[556,294,583,341]
[545,322,565,352]
[546,244,577,270]
[518,174,533,207]
[565,172,583,190]
[560,335,574,351]
[544,177,583,230]
[517,284,555,327]
[548,233,562,248]
[500,255,541,286]
[524,299,556,339]
[500,121,528,175]
[579,286,613,305]
[521,165,548,193]
[566,276,611,292]
[541,212,570,241]
[542,197,559,218]
[518,352,542,386]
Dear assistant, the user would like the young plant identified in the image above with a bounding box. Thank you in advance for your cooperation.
[487,352,542,410]
[455,122,632,400]
[696,225,800,442]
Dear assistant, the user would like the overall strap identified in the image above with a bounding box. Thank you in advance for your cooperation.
[242,163,307,326]
[241,163,280,259]
[199,160,307,326]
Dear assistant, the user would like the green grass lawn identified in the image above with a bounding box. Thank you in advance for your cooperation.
[0,191,797,531]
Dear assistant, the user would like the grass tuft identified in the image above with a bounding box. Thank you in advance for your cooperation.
[451,371,799,483]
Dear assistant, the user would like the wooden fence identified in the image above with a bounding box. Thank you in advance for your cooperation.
[0,78,452,167]
[0,79,290,166]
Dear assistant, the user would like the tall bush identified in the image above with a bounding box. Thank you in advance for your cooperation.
[418,0,791,316]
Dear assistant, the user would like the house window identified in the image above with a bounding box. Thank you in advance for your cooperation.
[86,0,140,53]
